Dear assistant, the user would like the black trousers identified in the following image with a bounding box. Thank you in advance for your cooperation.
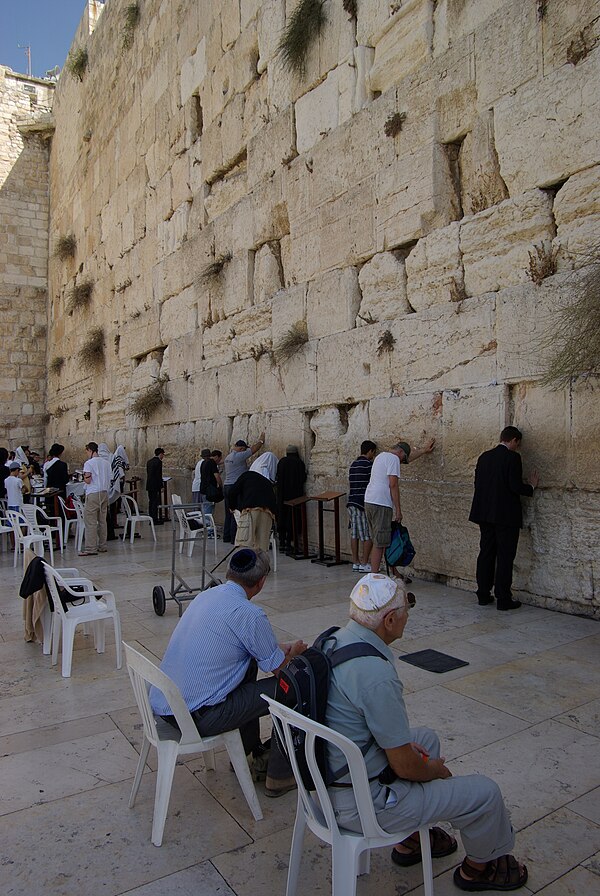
[147,489,161,522]
[476,523,520,607]
[222,484,237,543]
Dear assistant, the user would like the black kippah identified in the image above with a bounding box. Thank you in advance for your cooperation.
[229,549,257,573]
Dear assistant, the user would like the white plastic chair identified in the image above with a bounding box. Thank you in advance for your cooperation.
[121,494,156,544]
[7,509,52,567]
[35,562,95,656]
[171,495,217,558]
[263,696,435,896]
[58,495,85,552]
[123,641,262,847]
[43,562,122,678]
[21,504,64,552]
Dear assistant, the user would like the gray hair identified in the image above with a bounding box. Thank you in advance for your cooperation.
[226,548,271,588]
[349,580,406,630]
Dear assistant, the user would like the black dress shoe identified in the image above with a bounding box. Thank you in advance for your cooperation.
[478,596,494,606]
[497,599,522,611]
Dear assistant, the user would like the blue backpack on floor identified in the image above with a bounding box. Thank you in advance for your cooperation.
[385,523,415,567]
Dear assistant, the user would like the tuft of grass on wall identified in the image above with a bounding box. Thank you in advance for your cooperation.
[377,330,396,355]
[274,320,309,364]
[343,0,358,18]
[66,47,88,82]
[67,278,94,312]
[528,242,558,286]
[277,0,326,77]
[384,112,406,138]
[122,3,141,51]
[49,355,65,375]
[196,251,233,286]
[54,234,76,261]
[78,327,105,370]
[130,374,170,422]
[541,249,600,389]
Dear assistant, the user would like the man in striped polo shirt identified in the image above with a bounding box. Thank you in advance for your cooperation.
[150,548,307,797]
[347,440,377,572]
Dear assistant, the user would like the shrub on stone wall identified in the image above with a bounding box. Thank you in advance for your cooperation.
[67,278,94,313]
[130,374,170,422]
[49,356,65,375]
[277,0,327,77]
[54,234,76,261]
[122,4,141,51]
[274,320,309,363]
[66,47,88,82]
[79,327,105,370]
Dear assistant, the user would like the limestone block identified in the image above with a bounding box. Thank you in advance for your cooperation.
[254,242,283,304]
[131,357,161,392]
[221,0,241,50]
[508,380,570,489]
[159,286,198,344]
[250,175,290,246]
[217,358,257,415]
[221,94,246,170]
[318,178,377,271]
[271,283,307,347]
[474,0,539,108]
[247,107,296,188]
[541,0,600,73]
[241,73,269,145]
[456,113,509,218]
[494,50,600,195]
[222,251,253,317]
[308,405,349,480]
[171,155,192,209]
[257,0,286,73]
[295,69,339,155]
[553,165,600,265]
[571,376,600,490]
[389,296,497,392]
[286,210,322,283]
[202,118,224,186]
[405,223,462,311]
[230,24,260,96]
[118,309,161,361]
[375,142,460,251]
[258,408,308,458]
[316,324,393,405]
[241,0,260,29]
[356,0,393,46]
[166,332,204,382]
[205,169,249,222]
[368,392,443,459]
[353,46,375,113]
[306,267,361,340]
[204,12,223,76]
[209,50,235,123]
[266,53,294,113]
[495,278,566,384]
[368,0,434,95]
[157,201,191,257]
[202,318,235,369]
[230,303,272,359]
[432,0,505,56]
[256,341,317,410]
[188,367,221,421]
[155,169,173,223]
[461,190,555,296]
[316,0,357,83]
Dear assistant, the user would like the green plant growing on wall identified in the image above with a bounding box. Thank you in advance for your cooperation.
[377,329,396,355]
[49,356,65,375]
[274,320,308,363]
[122,3,141,51]
[67,278,94,312]
[66,47,88,81]
[541,249,600,389]
[79,327,105,370]
[384,112,406,138]
[197,251,233,286]
[130,374,170,421]
[277,0,326,77]
[54,234,77,261]
[528,242,558,286]
[343,0,358,18]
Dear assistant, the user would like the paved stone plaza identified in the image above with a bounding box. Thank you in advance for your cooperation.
[1,526,599,896]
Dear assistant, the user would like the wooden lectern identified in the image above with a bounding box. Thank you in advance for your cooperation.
[311,490,349,567]
[284,495,316,559]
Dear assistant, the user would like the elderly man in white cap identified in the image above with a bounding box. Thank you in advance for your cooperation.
[323,573,527,892]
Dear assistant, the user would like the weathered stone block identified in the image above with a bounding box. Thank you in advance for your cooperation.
[508,380,570,489]
[247,107,296,188]
[461,190,555,296]
[474,0,539,108]
[220,0,241,50]
[495,279,565,384]
[257,0,286,73]
[432,0,505,55]
[256,342,317,411]
[571,376,600,490]
[159,286,198,344]
[202,318,235,369]
[494,50,600,195]
[357,251,411,325]
[295,69,339,155]
[368,0,433,95]
[217,358,257,414]
[405,223,461,311]
[254,242,283,305]
[434,383,507,482]
[316,324,393,405]
[307,267,361,339]
[541,0,600,73]
[553,165,600,265]
[271,283,307,347]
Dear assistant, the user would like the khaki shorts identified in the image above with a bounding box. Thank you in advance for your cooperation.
[235,508,273,552]
[365,503,393,548]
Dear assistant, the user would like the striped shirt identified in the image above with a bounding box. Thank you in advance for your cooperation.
[149,580,284,715]
[347,456,373,510]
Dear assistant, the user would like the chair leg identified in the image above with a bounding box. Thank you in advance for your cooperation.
[286,809,307,896]
[77,522,85,552]
[357,847,370,876]
[129,735,152,807]
[130,521,136,544]
[122,520,129,543]
[331,838,360,896]
[61,619,76,677]
[419,826,434,896]
[223,730,263,821]
[41,603,52,655]
[152,740,180,847]
[51,615,61,666]
[47,537,54,566]
[113,613,122,670]
[149,519,156,543]
[94,619,106,654]
[203,748,216,770]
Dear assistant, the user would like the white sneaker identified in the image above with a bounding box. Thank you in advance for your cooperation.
[352,563,361,571]
[359,563,371,572]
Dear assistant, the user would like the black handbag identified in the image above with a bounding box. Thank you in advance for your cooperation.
[205,482,223,503]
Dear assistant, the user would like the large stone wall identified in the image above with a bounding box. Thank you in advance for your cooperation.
[0,68,54,449]
[43,0,600,615]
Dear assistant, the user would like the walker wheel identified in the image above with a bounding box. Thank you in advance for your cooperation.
[152,585,166,616]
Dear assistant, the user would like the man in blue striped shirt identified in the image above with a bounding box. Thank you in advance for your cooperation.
[150,548,307,796]
[347,440,377,572]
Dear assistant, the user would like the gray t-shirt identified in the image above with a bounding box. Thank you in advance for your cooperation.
[223,448,252,485]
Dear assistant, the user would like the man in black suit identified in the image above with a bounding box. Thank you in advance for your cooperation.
[469,426,539,611]
[146,447,165,525]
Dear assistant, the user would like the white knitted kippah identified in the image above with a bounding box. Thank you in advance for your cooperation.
[350,573,400,613]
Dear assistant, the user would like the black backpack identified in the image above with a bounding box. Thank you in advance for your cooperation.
[273,626,388,790]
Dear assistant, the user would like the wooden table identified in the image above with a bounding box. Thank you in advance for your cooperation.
[284,496,317,560]
[310,490,349,567]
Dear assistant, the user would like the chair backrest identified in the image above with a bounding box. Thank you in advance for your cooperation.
[42,562,69,621]
[123,642,205,748]
[171,495,193,535]
[263,695,387,842]
[20,505,40,530]
[6,509,27,538]
[121,494,139,518]
[58,495,76,519]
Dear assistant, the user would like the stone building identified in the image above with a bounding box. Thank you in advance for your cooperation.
[2,0,600,615]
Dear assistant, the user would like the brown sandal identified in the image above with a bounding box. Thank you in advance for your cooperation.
[391,827,457,867]
[453,855,528,891]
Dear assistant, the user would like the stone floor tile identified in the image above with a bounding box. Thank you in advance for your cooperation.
[0,712,114,756]
[567,786,600,825]
[124,863,236,895]
[535,865,600,895]
[554,697,600,737]
[516,806,600,891]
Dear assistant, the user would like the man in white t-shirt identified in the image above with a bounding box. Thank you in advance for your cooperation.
[364,439,435,574]
[81,441,111,555]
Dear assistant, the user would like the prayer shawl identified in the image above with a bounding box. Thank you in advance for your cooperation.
[250,451,278,482]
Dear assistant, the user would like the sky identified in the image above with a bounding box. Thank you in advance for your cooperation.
[0,0,93,80]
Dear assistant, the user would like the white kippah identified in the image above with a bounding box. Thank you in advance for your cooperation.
[350,574,400,613]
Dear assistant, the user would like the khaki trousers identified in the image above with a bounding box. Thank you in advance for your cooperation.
[84,490,108,552]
